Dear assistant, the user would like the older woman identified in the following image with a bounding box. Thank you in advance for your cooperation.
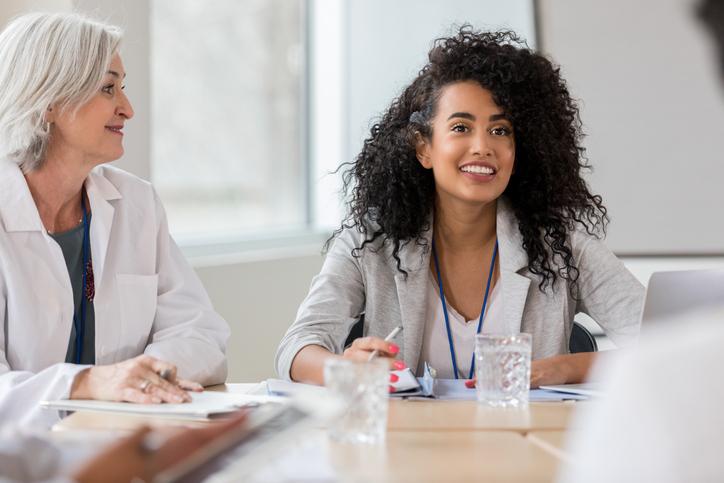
[0,12,229,427]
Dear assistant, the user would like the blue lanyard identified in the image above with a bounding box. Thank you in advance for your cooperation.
[431,238,498,380]
[72,194,91,364]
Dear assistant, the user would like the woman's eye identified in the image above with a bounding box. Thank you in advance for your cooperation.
[490,126,511,136]
[102,84,114,94]
[451,123,468,133]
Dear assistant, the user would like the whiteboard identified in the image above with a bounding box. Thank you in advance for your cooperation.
[539,0,724,254]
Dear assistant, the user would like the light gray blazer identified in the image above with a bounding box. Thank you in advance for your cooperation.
[275,200,644,379]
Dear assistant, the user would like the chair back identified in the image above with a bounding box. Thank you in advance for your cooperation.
[569,321,598,353]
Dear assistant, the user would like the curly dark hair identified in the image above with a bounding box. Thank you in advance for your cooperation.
[332,26,608,291]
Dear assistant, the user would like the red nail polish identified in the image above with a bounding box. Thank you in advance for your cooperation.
[393,360,406,370]
[389,343,399,354]
[465,380,475,389]
[388,386,395,393]
[389,373,399,383]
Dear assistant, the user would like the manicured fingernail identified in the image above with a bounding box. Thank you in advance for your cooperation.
[388,386,395,393]
[393,360,406,370]
[152,397,162,403]
[465,380,475,389]
[389,373,399,383]
[388,343,399,354]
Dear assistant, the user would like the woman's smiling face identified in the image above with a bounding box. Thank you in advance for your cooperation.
[46,54,134,167]
[416,80,515,208]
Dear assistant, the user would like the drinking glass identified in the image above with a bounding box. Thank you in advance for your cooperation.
[323,358,389,444]
[474,333,531,408]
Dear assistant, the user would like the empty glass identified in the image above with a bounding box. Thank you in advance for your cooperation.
[475,333,532,408]
[323,358,389,444]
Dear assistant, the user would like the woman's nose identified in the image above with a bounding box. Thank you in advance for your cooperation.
[117,90,134,120]
[471,132,492,156]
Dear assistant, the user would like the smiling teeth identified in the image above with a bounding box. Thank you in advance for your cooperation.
[461,165,494,175]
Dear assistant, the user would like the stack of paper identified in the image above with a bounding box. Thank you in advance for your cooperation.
[41,391,283,419]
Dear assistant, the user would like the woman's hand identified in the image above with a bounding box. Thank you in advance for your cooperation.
[529,357,570,388]
[72,411,247,483]
[342,336,406,371]
[529,353,596,388]
[464,353,597,389]
[70,354,202,404]
[464,362,568,390]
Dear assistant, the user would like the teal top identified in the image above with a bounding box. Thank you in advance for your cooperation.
[49,223,95,364]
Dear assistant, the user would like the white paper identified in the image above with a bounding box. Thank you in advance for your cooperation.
[265,379,328,398]
[41,391,283,419]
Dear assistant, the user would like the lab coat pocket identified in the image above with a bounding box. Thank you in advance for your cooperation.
[116,274,159,351]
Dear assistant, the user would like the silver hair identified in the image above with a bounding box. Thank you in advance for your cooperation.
[0,12,123,172]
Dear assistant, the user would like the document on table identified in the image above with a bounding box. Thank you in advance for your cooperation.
[265,375,588,401]
[425,379,589,401]
[539,383,604,398]
[266,379,329,398]
[41,391,283,419]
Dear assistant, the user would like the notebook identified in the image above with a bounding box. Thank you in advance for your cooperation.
[41,391,282,420]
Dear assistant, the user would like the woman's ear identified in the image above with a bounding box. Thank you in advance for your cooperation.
[44,105,56,124]
[415,131,433,169]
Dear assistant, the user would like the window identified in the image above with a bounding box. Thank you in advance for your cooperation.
[151,0,307,243]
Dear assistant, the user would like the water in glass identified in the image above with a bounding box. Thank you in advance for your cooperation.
[324,358,389,444]
[475,333,531,407]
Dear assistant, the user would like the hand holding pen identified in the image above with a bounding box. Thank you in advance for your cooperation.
[342,325,406,386]
[367,325,403,361]
[70,354,203,404]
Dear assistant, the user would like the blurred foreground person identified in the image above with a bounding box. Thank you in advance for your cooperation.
[559,1,724,480]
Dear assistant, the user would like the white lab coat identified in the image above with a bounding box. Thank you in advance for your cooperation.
[0,159,230,428]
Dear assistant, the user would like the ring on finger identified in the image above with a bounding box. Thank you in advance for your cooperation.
[159,368,173,381]
[140,379,152,393]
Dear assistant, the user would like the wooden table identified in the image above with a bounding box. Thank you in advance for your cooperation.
[527,430,575,463]
[53,383,582,482]
[388,399,576,432]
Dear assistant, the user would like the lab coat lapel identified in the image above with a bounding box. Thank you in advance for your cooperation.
[0,159,44,232]
[84,170,122,292]
[0,160,71,301]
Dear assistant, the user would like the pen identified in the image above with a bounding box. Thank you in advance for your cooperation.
[367,325,403,361]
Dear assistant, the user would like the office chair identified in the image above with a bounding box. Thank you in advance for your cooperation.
[569,321,598,353]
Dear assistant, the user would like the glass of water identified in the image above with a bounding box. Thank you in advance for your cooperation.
[323,358,389,444]
[475,333,532,408]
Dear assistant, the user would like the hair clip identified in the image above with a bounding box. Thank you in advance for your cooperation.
[409,111,425,125]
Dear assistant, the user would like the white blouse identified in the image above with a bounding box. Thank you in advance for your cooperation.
[418,271,518,379]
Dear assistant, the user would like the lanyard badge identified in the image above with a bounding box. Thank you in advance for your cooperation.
[431,238,498,380]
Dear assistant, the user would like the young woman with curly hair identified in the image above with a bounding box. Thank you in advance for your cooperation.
[276,27,644,387]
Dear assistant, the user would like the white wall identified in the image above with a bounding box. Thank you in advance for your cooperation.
[0,0,70,19]
[538,0,724,255]
[194,252,323,382]
[73,0,150,180]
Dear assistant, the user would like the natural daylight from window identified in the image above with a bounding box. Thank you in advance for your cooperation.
[151,0,305,242]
